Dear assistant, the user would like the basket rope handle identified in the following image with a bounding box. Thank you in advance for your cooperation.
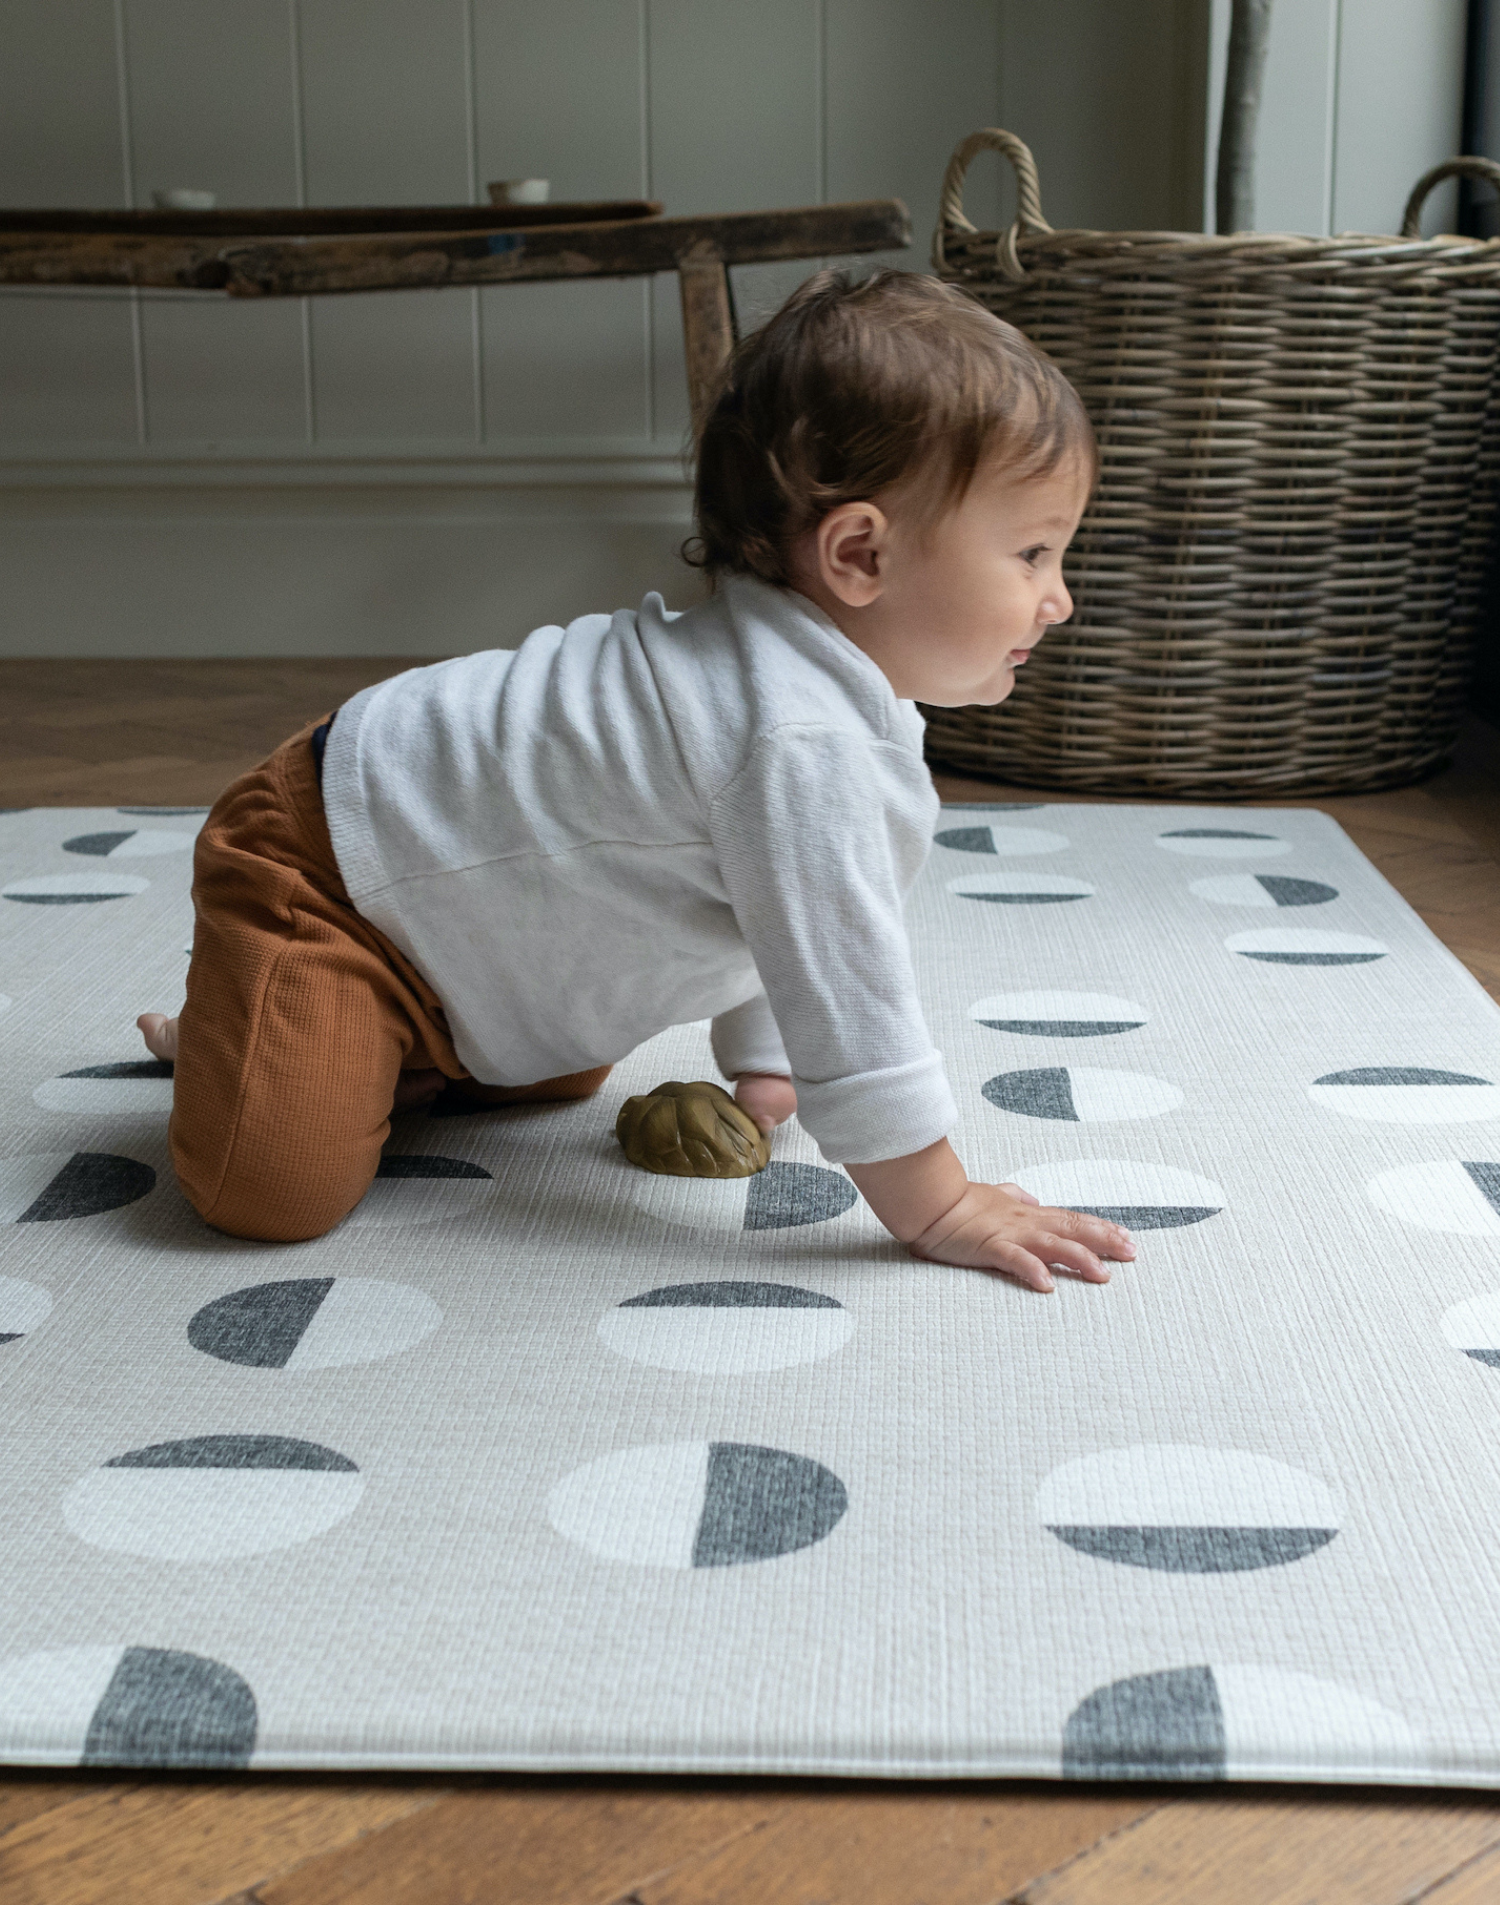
[1401,156,1500,237]
[933,128,1053,280]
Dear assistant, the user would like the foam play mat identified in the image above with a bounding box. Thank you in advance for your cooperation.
[3,798,1500,1784]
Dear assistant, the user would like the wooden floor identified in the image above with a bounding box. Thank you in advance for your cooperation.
[4,659,1500,1905]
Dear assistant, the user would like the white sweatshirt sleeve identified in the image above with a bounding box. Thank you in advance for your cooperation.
[711,991,792,1079]
[707,723,957,1163]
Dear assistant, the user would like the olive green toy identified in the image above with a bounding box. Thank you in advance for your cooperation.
[615,1079,771,1177]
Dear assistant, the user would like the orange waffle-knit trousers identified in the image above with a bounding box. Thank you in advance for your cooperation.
[171,720,610,1243]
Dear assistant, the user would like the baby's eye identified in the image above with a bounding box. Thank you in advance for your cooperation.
[1019,544,1048,566]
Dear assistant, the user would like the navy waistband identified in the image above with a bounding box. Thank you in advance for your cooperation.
[310,712,336,786]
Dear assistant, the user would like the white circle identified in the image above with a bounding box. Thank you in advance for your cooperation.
[1156,829,1291,859]
[63,1438,364,1560]
[1367,1160,1500,1237]
[342,1159,494,1230]
[982,1066,1183,1123]
[936,824,1069,856]
[0,1276,53,1336]
[1190,873,1337,908]
[1308,1070,1500,1125]
[969,991,1148,1037]
[1014,1158,1225,1226]
[1441,1291,1500,1356]
[34,1066,175,1115]
[1038,1445,1340,1528]
[1226,929,1387,965]
[65,828,193,860]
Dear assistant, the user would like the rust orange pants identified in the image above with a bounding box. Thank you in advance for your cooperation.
[171,720,610,1243]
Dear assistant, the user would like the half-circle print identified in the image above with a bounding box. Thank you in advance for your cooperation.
[63,829,192,859]
[1366,1161,1500,1237]
[34,1060,174,1115]
[933,823,1067,855]
[629,1161,860,1235]
[63,1435,364,1560]
[982,1068,1182,1123]
[1037,1446,1340,1572]
[0,1645,256,1768]
[1156,829,1291,860]
[1308,1069,1500,1125]
[0,1275,53,1345]
[188,1278,442,1370]
[1191,874,1338,908]
[1226,930,1387,966]
[1441,1291,1500,1369]
[1014,1159,1224,1229]
[969,992,1148,1038]
[947,873,1094,906]
[598,1281,853,1372]
[1,1153,155,1223]
[1063,1665,1421,1780]
[547,1441,848,1568]
[4,873,150,905]
[341,1153,494,1229]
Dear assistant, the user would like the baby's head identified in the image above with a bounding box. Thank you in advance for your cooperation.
[689,268,1095,706]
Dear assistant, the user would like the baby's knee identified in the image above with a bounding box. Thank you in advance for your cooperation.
[171,1126,373,1245]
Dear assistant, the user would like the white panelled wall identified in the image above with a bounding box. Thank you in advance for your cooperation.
[0,0,1470,657]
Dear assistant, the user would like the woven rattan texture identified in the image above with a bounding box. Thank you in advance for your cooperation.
[927,151,1500,796]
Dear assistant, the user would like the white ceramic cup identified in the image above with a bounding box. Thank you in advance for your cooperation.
[151,188,218,212]
[491,178,550,206]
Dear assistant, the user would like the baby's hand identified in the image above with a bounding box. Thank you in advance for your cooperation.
[734,1072,798,1135]
[910,1179,1132,1293]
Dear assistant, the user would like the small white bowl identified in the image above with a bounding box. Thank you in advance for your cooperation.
[152,188,217,212]
[489,178,550,206]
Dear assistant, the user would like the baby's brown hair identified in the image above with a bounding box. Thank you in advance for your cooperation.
[687,268,1095,587]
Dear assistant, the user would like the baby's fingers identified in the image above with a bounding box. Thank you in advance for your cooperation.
[1030,1230,1111,1284]
[1047,1204,1135,1262]
[986,1240,1057,1293]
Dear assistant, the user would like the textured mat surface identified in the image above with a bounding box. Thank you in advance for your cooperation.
[3,799,1500,1783]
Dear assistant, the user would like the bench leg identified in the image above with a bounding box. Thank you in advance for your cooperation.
[677,248,737,440]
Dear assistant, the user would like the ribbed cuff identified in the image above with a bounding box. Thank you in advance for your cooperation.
[794,1053,957,1163]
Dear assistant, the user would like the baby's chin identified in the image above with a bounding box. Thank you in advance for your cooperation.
[927,672,1017,709]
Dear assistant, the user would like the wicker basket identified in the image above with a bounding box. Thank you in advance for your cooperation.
[922,128,1500,795]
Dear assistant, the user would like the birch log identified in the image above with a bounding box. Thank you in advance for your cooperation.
[1216,0,1274,234]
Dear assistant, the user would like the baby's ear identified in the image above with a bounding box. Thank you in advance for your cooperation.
[817,501,887,607]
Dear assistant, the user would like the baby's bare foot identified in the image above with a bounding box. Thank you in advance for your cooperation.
[137,1012,179,1062]
[393,1067,445,1110]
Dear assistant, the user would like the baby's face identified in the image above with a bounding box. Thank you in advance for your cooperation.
[869,458,1087,707]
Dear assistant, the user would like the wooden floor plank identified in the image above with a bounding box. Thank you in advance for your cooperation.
[248,1783,780,1905]
[1005,1797,1500,1905]
[0,1773,111,1839]
[0,1780,441,1905]
[1410,1835,1500,1900]
[620,1790,1157,1905]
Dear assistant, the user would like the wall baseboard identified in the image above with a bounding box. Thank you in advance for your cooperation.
[0,473,700,659]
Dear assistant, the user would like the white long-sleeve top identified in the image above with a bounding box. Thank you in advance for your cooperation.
[320,573,957,1163]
